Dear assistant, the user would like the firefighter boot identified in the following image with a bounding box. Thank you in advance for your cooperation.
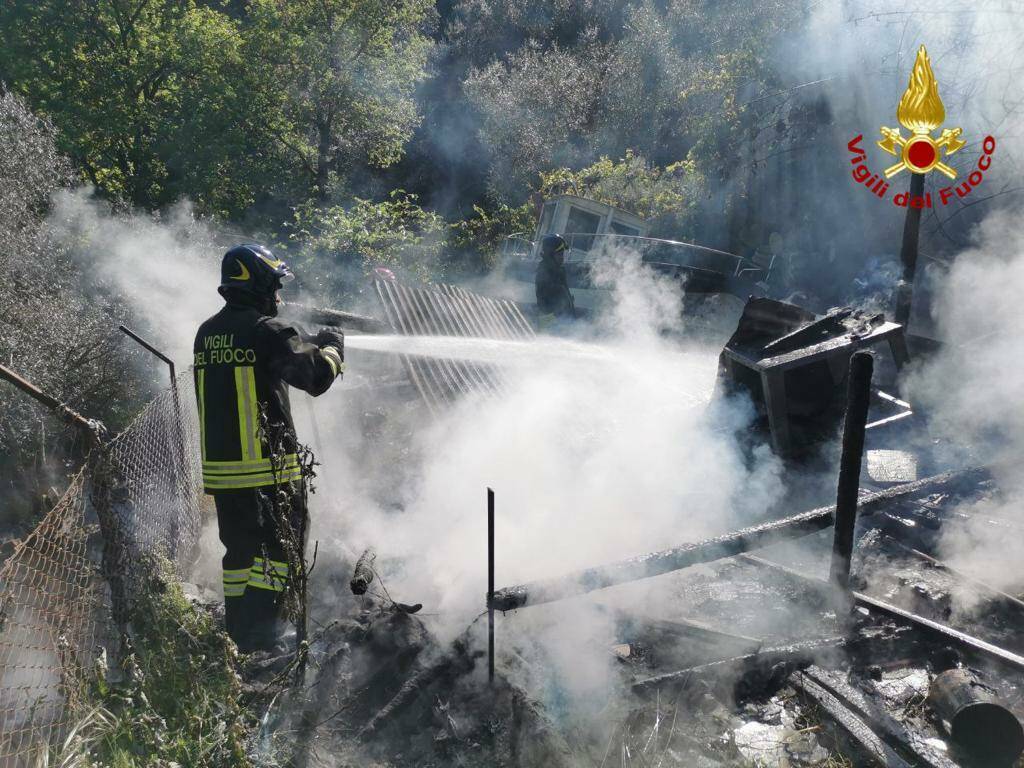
[235,584,286,653]
[222,566,250,644]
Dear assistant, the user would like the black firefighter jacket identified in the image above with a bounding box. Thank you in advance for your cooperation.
[535,256,576,319]
[193,302,341,494]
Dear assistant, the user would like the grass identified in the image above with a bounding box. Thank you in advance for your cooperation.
[51,560,256,767]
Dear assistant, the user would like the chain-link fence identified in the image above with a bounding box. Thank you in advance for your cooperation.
[0,371,204,766]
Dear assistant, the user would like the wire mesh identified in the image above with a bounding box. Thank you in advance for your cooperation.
[0,370,204,766]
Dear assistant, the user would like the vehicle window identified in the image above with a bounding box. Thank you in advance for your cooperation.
[565,207,602,252]
[610,222,641,237]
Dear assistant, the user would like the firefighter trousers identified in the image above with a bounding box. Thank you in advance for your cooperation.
[213,485,307,652]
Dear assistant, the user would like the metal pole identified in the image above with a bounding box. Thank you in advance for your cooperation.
[895,173,925,328]
[119,324,176,381]
[119,324,186,559]
[829,350,874,594]
[0,361,103,446]
[488,487,495,684]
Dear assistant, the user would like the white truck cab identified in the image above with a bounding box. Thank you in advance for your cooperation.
[533,195,649,258]
[498,194,766,341]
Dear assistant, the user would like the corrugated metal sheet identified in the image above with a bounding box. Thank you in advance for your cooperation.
[373,278,535,412]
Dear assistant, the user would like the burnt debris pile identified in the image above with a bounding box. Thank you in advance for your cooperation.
[4,276,1023,768]
[717,297,911,456]
[273,467,1024,767]
[254,587,575,768]
[262,282,1024,767]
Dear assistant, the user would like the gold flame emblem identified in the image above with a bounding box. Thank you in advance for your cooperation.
[878,45,965,179]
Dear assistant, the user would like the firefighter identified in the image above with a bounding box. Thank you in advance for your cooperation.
[193,244,344,653]
[534,233,576,328]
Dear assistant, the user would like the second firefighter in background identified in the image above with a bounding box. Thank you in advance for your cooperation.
[193,244,344,653]
[534,233,576,329]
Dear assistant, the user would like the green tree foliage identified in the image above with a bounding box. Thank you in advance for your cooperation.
[290,191,446,296]
[448,202,535,272]
[245,0,436,201]
[458,0,801,204]
[0,0,286,217]
[463,38,607,200]
[447,0,630,65]
[0,0,435,216]
[0,90,133,526]
[537,151,703,235]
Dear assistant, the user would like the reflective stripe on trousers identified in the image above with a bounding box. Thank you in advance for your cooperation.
[249,556,289,592]
[223,567,249,598]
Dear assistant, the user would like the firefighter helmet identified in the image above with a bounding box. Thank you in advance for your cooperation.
[540,233,568,257]
[218,244,293,299]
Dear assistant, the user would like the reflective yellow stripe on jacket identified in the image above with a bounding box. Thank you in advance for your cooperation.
[196,368,207,460]
[202,455,302,489]
[198,363,303,490]
[235,366,261,461]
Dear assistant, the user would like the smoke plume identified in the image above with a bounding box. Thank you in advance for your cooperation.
[904,208,1024,610]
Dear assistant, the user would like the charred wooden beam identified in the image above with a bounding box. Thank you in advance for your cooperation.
[830,350,874,594]
[743,554,1024,674]
[631,635,847,694]
[802,665,958,768]
[884,535,1024,613]
[791,669,915,768]
[358,634,477,739]
[611,612,763,666]
[857,592,1024,673]
[489,466,990,612]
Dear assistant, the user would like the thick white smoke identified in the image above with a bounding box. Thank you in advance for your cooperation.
[300,249,785,714]
[40,192,787,658]
[904,209,1024,610]
[47,188,226,366]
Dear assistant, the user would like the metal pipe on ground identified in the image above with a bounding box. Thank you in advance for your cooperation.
[350,548,377,595]
[488,466,990,612]
[928,668,1024,766]
[830,350,874,594]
